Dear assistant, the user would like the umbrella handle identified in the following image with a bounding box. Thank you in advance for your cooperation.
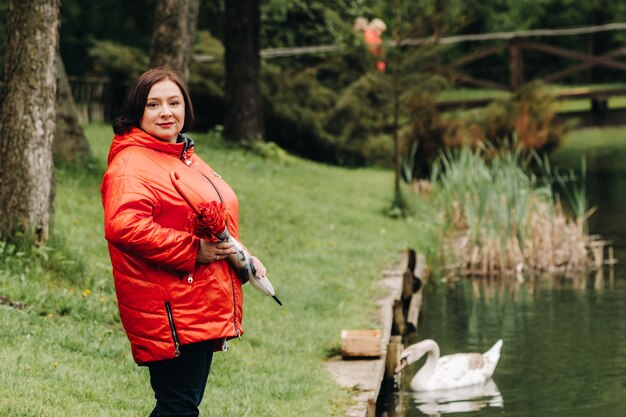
[169,171,201,215]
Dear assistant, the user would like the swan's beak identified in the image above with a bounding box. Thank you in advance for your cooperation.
[395,357,408,374]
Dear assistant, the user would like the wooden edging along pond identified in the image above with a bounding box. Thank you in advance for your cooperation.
[326,249,427,417]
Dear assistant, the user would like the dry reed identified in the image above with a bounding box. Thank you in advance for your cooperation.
[432,145,612,280]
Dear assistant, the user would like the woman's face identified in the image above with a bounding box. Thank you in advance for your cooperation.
[140,79,185,143]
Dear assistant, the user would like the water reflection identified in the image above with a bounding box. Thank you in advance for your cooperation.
[412,379,503,416]
[383,379,503,417]
[443,266,615,304]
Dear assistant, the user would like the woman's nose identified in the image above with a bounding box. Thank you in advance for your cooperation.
[160,104,173,116]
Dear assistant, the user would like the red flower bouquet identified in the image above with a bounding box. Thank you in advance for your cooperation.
[187,201,227,242]
[170,171,281,306]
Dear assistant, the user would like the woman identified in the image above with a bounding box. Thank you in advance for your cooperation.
[101,67,265,416]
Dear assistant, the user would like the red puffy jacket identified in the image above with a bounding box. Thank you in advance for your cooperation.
[101,127,243,365]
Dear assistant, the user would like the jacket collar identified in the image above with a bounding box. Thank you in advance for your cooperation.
[107,127,195,165]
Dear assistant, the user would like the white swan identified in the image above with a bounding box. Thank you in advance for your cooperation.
[395,339,503,391]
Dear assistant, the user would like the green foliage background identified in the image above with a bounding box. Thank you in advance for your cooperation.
[0,0,621,168]
[4,0,626,85]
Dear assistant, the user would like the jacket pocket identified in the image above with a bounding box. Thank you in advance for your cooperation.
[164,302,181,357]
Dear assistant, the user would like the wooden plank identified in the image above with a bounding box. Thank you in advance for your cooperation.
[447,44,508,68]
[407,22,626,45]
[341,330,382,358]
[452,73,510,90]
[385,335,404,381]
[406,291,422,331]
[543,47,626,82]
[407,248,416,273]
[402,269,415,300]
[415,253,428,281]
[521,40,626,72]
[509,38,524,90]
[554,87,626,100]
[585,32,594,83]
[392,299,406,335]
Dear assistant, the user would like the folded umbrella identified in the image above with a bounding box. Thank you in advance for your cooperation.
[170,171,282,306]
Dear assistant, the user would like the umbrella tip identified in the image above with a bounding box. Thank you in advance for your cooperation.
[273,295,283,306]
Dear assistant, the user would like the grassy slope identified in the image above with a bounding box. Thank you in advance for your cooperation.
[0,124,438,417]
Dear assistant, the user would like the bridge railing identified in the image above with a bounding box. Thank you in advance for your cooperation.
[413,23,626,91]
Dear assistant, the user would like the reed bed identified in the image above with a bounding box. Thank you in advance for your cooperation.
[431,145,609,279]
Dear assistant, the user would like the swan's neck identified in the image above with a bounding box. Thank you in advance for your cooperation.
[415,340,439,381]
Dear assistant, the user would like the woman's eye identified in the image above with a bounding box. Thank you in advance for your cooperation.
[147,102,158,108]
[170,101,180,107]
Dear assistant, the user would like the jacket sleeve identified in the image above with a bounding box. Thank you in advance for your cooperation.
[102,171,199,273]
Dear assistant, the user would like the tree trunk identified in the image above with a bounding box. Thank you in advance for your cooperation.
[0,0,60,245]
[54,50,91,166]
[149,0,200,83]
[223,0,264,142]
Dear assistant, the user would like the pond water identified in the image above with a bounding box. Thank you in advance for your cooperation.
[379,146,626,417]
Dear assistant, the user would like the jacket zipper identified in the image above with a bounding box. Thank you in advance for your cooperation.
[179,148,240,339]
[164,301,181,357]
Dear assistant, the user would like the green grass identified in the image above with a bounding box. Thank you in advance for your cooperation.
[0,124,439,416]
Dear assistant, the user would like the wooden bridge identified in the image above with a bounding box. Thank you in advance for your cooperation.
[426,23,626,127]
[428,23,626,90]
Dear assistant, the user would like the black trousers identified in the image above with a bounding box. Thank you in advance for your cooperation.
[147,340,216,417]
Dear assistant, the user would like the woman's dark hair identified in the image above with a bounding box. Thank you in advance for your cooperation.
[112,67,195,135]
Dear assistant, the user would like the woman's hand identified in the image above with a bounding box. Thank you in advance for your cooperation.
[251,256,266,277]
[196,239,236,263]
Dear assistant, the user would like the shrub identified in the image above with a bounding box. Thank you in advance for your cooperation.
[462,81,571,152]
